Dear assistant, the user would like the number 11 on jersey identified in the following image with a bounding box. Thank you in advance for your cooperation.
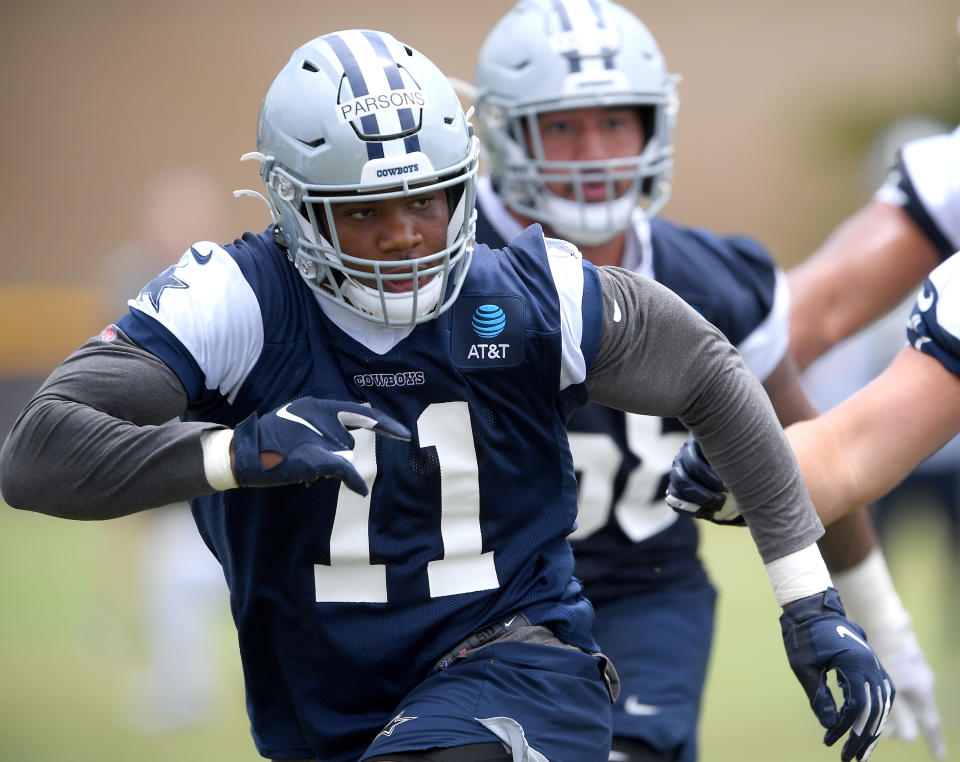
[313,401,500,603]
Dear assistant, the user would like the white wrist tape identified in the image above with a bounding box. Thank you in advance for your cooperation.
[201,428,239,491]
[765,543,833,607]
[831,547,910,643]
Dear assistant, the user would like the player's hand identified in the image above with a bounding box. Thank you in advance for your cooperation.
[781,588,893,761]
[869,619,945,758]
[664,436,744,526]
[231,398,410,495]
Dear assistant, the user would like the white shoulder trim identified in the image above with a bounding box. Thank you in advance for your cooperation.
[899,126,960,250]
[543,235,588,391]
[128,241,264,402]
[928,252,960,342]
[737,268,790,382]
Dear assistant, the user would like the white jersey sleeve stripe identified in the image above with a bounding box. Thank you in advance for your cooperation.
[127,242,264,403]
[928,253,960,342]
[544,236,588,391]
[736,267,790,383]
[899,126,960,251]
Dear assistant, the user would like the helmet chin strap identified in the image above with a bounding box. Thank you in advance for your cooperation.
[538,190,638,247]
[341,272,444,323]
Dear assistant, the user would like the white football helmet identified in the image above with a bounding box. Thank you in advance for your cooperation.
[252,30,479,326]
[474,0,677,245]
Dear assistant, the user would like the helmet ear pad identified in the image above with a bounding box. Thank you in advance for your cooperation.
[263,184,303,261]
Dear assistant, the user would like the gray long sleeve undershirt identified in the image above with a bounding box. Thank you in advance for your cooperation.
[588,267,822,562]
[0,266,822,561]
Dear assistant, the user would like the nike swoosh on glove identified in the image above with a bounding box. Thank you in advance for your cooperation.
[664,436,744,526]
[232,397,410,495]
[781,588,894,762]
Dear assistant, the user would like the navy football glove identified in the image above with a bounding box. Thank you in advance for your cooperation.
[232,398,410,495]
[781,588,894,762]
[664,436,744,526]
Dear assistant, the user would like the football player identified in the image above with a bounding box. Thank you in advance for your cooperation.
[790,124,960,759]
[472,1,930,760]
[791,126,960,758]
[671,250,960,759]
[0,29,890,762]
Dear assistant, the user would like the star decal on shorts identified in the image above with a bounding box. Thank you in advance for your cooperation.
[376,709,418,738]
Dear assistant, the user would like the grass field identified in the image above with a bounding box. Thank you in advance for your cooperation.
[1,500,956,761]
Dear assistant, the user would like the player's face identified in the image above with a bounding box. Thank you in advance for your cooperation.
[536,106,645,201]
[330,190,450,292]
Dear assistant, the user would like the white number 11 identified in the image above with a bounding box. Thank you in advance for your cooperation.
[313,401,500,603]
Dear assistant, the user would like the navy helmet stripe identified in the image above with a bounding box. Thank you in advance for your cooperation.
[323,33,382,160]
[553,0,592,74]
[552,0,573,31]
[587,0,606,27]
[589,0,614,69]
[361,30,421,154]
[558,0,581,77]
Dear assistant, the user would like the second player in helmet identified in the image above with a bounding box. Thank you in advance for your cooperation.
[473,1,930,760]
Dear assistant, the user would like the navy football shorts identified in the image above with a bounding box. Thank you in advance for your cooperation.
[591,581,716,762]
[360,640,615,761]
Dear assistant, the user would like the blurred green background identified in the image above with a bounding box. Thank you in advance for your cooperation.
[2,498,957,760]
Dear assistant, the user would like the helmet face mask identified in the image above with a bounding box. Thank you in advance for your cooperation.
[474,0,678,245]
[294,170,477,324]
[254,30,479,327]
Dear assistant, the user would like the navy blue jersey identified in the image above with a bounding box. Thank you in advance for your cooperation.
[476,178,787,603]
[907,252,960,377]
[116,225,604,759]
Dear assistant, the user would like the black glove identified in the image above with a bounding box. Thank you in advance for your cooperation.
[782,588,894,761]
[232,397,410,495]
[665,436,744,526]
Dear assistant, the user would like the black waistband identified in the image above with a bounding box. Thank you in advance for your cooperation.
[433,611,532,672]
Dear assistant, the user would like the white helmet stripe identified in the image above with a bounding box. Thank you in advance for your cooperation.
[361,30,422,155]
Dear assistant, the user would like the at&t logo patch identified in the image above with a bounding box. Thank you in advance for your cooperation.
[472,304,506,338]
[453,296,524,368]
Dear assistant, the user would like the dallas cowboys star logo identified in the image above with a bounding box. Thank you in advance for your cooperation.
[140,265,188,311]
[376,709,418,739]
